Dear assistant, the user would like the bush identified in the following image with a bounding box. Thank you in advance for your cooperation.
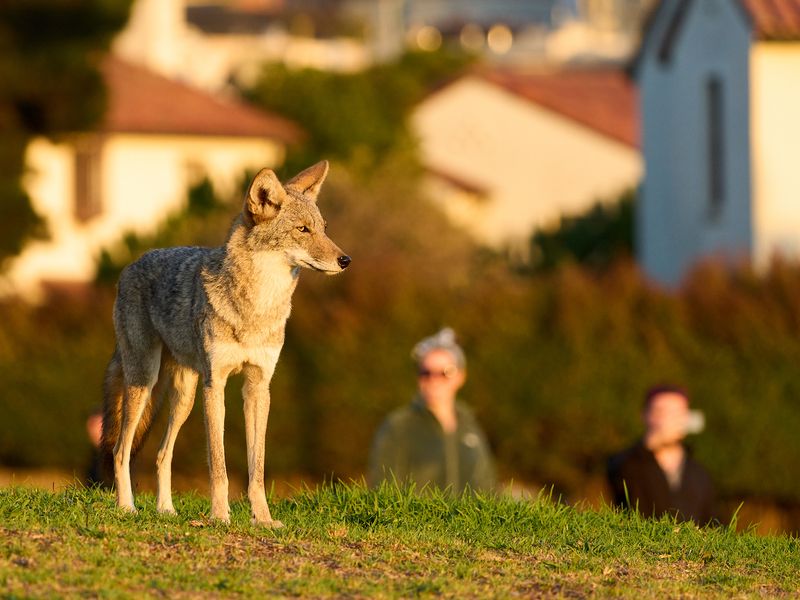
[4,154,800,507]
[527,189,634,272]
[240,48,474,176]
[5,157,799,508]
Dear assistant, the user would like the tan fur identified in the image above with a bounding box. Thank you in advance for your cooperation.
[102,161,349,525]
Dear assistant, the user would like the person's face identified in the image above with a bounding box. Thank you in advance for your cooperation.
[643,392,690,447]
[86,413,103,448]
[417,349,465,404]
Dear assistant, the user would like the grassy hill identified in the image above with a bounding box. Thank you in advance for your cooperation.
[1,483,798,598]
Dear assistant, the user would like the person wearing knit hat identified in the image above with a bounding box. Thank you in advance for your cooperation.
[367,328,495,493]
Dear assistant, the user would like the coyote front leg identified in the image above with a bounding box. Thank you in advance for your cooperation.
[242,364,281,527]
[203,377,230,522]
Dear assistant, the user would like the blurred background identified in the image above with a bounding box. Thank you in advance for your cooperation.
[2,0,800,534]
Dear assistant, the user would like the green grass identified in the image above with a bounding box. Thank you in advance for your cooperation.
[1,483,798,598]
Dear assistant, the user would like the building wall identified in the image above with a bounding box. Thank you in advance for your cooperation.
[5,134,282,299]
[113,0,188,79]
[750,43,800,267]
[173,31,370,92]
[115,0,369,93]
[100,133,283,233]
[412,77,642,251]
[638,0,752,286]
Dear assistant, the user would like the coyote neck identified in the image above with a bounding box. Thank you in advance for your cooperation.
[203,226,298,336]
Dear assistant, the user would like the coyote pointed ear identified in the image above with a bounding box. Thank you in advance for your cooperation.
[285,160,329,202]
[245,168,286,225]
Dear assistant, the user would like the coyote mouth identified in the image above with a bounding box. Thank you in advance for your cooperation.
[300,260,341,274]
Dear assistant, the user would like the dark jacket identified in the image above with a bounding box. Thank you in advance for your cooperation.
[607,440,715,525]
[368,398,495,493]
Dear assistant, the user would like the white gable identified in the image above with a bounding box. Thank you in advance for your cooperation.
[412,76,641,252]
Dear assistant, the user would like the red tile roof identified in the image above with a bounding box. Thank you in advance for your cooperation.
[481,69,639,148]
[742,0,800,40]
[100,57,301,142]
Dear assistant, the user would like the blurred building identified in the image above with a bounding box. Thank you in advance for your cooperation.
[112,0,658,87]
[3,58,299,300]
[546,0,657,64]
[412,68,641,259]
[381,0,655,66]
[391,1,537,63]
[114,0,370,92]
[634,0,800,285]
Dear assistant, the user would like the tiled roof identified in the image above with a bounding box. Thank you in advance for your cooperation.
[481,69,639,148]
[100,57,301,142]
[742,0,800,40]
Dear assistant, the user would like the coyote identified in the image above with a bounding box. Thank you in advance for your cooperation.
[101,161,349,525]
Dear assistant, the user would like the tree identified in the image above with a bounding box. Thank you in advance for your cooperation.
[0,0,132,267]
[241,48,474,177]
[527,189,635,272]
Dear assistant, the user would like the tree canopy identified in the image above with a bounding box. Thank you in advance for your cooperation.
[241,48,474,176]
[0,0,132,266]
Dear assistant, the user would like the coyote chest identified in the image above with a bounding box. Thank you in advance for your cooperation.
[207,252,299,371]
[247,251,300,315]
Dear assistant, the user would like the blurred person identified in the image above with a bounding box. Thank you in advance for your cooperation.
[85,406,112,489]
[607,385,715,524]
[368,328,495,493]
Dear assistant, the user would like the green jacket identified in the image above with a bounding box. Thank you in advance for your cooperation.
[368,397,495,493]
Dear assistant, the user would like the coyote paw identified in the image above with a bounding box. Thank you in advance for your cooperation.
[157,505,177,516]
[210,510,231,524]
[252,517,284,529]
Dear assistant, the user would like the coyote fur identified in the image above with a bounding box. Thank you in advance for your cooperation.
[101,161,349,525]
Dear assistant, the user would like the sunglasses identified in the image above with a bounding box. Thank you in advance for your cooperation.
[418,365,458,379]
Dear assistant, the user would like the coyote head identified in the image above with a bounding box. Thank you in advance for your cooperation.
[242,160,350,274]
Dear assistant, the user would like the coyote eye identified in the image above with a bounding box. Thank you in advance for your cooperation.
[297,225,310,233]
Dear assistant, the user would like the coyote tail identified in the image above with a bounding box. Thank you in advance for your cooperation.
[101,348,165,478]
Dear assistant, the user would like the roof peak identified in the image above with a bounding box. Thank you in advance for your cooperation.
[100,56,301,142]
[475,68,639,148]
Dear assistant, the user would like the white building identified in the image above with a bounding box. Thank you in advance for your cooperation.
[411,68,642,257]
[634,0,800,285]
[547,0,656,65]
[115,0,370,91]
[3,57,299,300]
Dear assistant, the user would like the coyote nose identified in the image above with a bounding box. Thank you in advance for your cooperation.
[337,255,351,270]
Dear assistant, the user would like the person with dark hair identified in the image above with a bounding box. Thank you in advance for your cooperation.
[85,406,113,489]
[607,385,715,524]
[367,328,495,494]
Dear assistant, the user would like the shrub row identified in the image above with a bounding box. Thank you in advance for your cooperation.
[2,159,800,508]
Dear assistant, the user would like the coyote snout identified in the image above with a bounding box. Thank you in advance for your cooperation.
[102,160,348,526]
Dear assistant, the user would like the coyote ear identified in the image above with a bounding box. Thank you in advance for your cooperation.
[245,168,286,224]
[284,160,329,202]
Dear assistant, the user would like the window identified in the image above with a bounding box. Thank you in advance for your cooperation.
[706,75,725,221]
[74,136,103,222]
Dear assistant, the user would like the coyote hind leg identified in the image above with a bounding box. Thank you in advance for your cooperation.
[113,344,162,513]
